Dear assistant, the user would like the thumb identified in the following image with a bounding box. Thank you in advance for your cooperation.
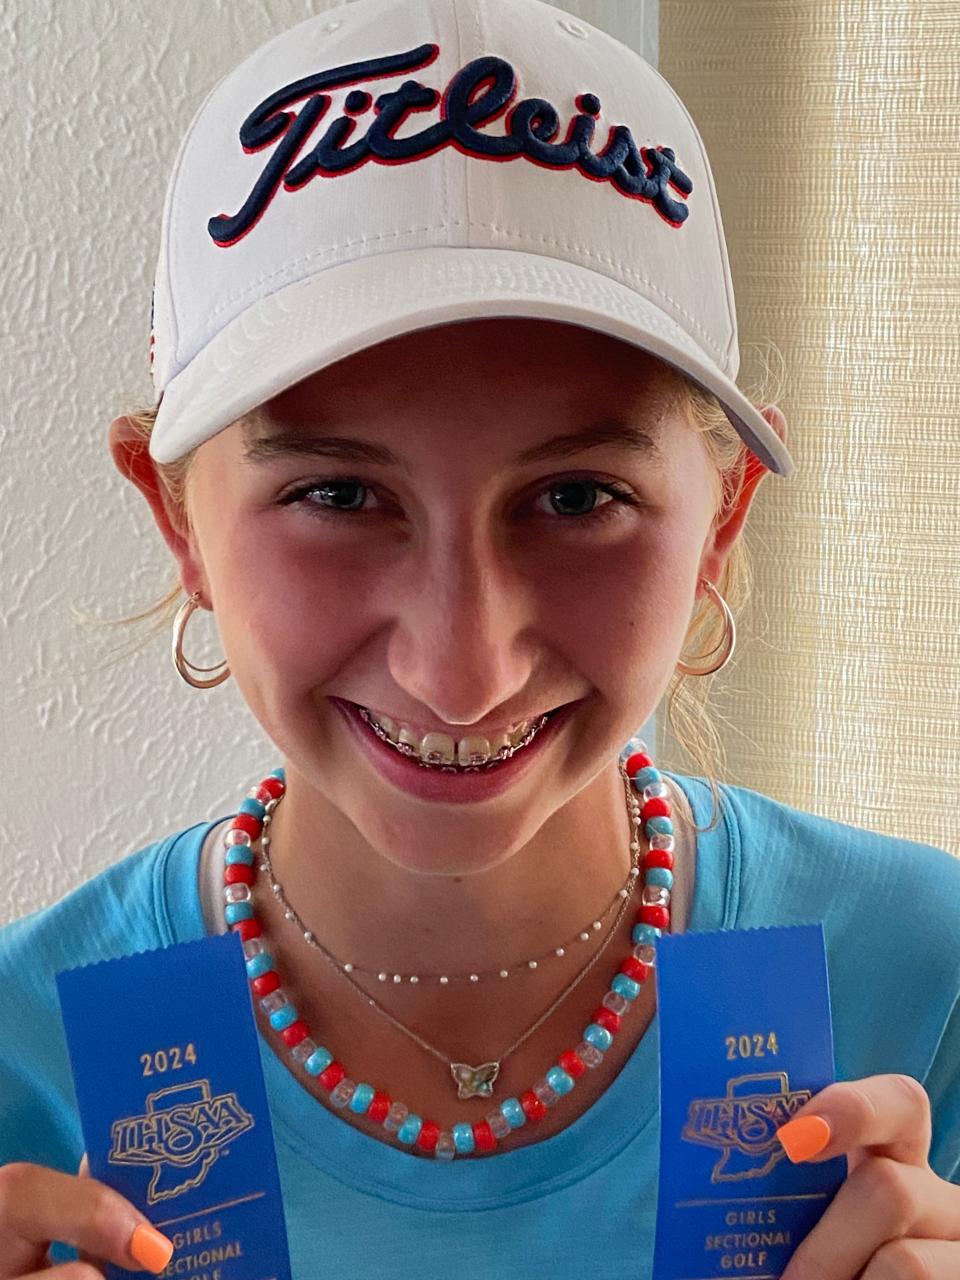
[78,1151,90,1178]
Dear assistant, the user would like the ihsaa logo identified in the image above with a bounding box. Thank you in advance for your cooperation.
[109,1078,254,1204]
[682,1072,813,1181]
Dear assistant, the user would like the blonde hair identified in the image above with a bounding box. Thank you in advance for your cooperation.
[94,344,786,836]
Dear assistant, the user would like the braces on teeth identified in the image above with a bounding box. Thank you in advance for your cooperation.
[356,706,551,771]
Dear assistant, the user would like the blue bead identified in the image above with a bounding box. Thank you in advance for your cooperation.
[631,766,661,791]
[452,1122,476,1153]
[239,797,266,819]
[546,1067,575,1096]
[225,901,254,924]
[269,1003,298,1031]
[304,1046,333,1076]
[583,1023,613,1051]
[646,866,673,889]
[612,973,641,1000]
[349,1083,375,1115]
[500,1098,526,1129]
[245,951,273,979]
[225,845,255,866]
[397,1114,423,1145]
[632,923,662,946]
[646,816,673,837]
[270,767,286,781]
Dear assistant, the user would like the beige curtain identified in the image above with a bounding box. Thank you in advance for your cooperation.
[657,1,960,855]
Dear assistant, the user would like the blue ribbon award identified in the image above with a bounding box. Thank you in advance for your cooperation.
[653,923,846,1280]
[56,932,292,1280]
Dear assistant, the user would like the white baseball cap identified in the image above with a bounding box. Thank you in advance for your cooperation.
[147,0,796,478]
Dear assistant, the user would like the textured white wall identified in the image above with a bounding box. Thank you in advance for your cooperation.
[1,1,656,925]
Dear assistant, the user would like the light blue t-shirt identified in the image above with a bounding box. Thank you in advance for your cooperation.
[1,771,958,1278]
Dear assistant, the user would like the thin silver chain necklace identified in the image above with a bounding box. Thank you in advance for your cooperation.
[255,760,642,1099]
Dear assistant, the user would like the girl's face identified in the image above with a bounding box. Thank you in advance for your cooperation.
[167,318,755,874]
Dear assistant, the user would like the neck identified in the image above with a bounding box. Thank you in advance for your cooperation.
[261,761,635,977]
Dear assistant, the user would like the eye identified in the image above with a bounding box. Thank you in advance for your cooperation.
[533,478,641,522]
[279,478,381,515]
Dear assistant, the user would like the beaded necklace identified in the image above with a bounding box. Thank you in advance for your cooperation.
[222,747,675,1159]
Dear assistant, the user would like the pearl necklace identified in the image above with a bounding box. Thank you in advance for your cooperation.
[222,744,675,1158]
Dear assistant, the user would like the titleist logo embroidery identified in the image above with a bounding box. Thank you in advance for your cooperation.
[208,43,693,247]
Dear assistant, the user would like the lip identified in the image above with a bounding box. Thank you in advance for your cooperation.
[331,696,576,804]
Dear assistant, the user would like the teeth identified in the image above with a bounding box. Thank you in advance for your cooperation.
[458,735,496,766]
[357,706,548,769]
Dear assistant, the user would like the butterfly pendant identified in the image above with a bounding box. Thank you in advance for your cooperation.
[450,1061,501,1099]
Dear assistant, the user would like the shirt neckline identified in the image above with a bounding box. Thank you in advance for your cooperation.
[163,770,739,1207]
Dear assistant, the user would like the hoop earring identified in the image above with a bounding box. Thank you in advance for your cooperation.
[172,591,231,689]
[676,577,736,676]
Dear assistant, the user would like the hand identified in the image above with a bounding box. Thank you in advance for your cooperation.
[776,1074,960,1279]
[0,1153,174,1278]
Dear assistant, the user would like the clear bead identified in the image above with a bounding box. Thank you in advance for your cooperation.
[575,1041,604,1069]
[533,1078,560,1108]
[643,782,670,801]
[486,1109,511,1139]
[434,1132,457,1160]
[330,1079,356,1109]
[224,884,252,904]
[223,829,251,847]
[649,833,675,852]
[642,885,670,907]
[383,1102,409,1132]
[291,1037,317,1063]
[634,943,657,967]
[260,990,287,1014]
[242,938,265,960]
[602,990,630,1016]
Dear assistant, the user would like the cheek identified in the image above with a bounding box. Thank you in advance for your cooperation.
[534,520,698,672]
[209,520,370,684]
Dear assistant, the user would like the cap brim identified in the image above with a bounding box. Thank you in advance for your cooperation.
[150,247,795,477]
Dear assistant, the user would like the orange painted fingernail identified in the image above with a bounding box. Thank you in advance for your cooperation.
[129,1222,175,1273]
[776,1114,832,1162]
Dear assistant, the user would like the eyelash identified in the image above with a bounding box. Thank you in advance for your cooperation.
[277,475,643,527]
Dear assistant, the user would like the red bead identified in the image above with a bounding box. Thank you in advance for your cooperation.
[643,848,674,871]
[473,1120,497,1151]
[252,971,280,997]
[232,813,263,839]
[520,1090,547,1123]
[368,1091,391,1124]
[233,918,262,943]
[559,1050,586,1079]
[624,752,653,778]
[639,904,670,929]
[417,1120,441,1152]
[641,797,671,821]
[319,1061,347,1091]
[224,863,256,885]
[259,776,285,799]
[593,1007,621,1034]
[620,956,649,983]
[281,1019,310,1047]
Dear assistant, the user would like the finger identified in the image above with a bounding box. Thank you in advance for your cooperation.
[777,1074,932,1171]
[22,1265,105,1280]
[780,1157,960,1280]
[78,1153,90,1178]
[861,1238,960,1280]
[0,1162,174,1279]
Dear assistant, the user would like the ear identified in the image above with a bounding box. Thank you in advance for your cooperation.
[697,405,789,588]
[108,415,209,602]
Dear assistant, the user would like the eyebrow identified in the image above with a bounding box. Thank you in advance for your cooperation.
[241,418,666,469]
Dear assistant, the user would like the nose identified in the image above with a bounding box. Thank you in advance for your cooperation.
[384,524,537,728]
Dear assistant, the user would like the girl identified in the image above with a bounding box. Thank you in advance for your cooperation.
[1,0,958,1277]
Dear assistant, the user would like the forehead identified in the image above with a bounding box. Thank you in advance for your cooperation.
[242,316,689,437]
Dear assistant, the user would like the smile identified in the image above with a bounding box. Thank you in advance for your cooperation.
[354,704,554,771]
